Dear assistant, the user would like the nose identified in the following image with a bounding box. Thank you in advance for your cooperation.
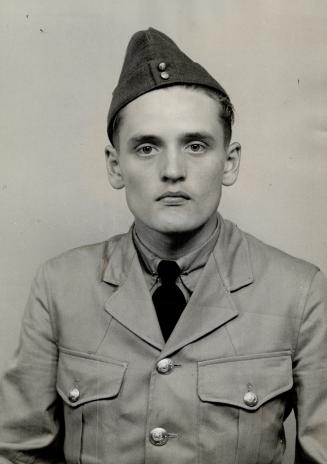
[160,148,186,182]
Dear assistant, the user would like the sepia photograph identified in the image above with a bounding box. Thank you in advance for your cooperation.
[0,1,327,463]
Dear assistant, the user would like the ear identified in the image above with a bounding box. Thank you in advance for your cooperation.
[105,143,125,189]
[222,142,241,187]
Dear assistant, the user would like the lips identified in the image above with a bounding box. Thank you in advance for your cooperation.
[156,191,191,201]
[156,191,191,206]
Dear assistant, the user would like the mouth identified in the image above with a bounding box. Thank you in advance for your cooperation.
[156,191,191,205]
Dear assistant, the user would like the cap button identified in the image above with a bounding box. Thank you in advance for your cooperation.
[158,62,167,71]
[160,71,170,80]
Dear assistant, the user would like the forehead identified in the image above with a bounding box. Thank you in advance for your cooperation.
[119,86,223,139]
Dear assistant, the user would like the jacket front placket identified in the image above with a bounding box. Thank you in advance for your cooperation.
[102,221,254,463]
[143,251,240,463]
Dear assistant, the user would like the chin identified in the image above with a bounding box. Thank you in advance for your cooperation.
[152,218,204,236]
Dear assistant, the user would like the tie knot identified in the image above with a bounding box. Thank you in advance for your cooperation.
[157,260,181,285]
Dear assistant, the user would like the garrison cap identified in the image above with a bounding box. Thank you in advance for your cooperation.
[107,27,230,143]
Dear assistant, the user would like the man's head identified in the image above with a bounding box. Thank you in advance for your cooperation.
[105,28,241,241]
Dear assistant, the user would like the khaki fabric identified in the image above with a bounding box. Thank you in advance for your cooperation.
[0,216,327,464]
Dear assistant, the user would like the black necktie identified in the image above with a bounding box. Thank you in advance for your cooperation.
[152,260,187,341]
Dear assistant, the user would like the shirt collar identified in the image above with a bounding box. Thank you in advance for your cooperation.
[132,214,221,278]
[102,214,254,293]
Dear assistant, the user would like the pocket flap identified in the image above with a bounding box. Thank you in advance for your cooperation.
[198,351,292,411]
[56,349,127,407]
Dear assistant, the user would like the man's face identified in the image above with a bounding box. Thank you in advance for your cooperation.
[107,86,240,236]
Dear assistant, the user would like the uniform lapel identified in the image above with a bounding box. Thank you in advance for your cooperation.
[160,216,254,358]
[103,231,165,351]
[160,252,238,357]
[102,217,254,356]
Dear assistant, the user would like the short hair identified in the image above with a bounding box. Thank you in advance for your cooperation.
[110,84,235,149]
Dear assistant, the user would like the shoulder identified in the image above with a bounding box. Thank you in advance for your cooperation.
[40,231,129,282]
[244,227,317,275]
[222,216,320,288]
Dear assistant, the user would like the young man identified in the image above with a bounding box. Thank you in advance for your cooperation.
[0,28,327,464]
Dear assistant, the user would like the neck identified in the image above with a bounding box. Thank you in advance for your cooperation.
[134,215,218,259]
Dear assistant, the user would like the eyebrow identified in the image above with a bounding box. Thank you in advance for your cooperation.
[181,132,216,144]
[128,134,162,149]
[128,131,216,149]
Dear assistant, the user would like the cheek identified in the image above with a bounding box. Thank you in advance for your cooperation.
[123,175,151,211]
[123,165,157,198]
[120,163,150,193]
[121,168,142,193]
[196,164,225,196]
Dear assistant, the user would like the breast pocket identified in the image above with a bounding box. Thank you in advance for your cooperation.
[56,348,127,464]
[197,351,293,464]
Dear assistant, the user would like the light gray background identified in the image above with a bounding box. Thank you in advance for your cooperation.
[1,1,327,462]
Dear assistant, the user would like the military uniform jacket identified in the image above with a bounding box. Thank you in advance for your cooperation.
[1,216,327,464]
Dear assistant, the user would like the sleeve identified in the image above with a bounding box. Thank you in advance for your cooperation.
[0,265,65,464]
[293,269,327,463]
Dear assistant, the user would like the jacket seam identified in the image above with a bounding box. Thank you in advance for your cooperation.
[41,263,59,345]
[58,346,128,366]
[293,267,320,359]
[224,325,238,356]
[100,239,110,281]
[94,315,114,353]
[198,350,291,365]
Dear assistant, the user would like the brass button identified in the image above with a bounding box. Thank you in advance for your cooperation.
[160,71,169,80]
[158,62,167,71]
[149,427,169,446]
[68,387,80,403]
[156,358,174,374]
[243,390,258,407]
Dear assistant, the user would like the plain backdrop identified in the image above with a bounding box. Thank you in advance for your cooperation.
[1,1,327,462]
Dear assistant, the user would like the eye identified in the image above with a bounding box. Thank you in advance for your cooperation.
[186,142,207,154]
[136,144,158,157]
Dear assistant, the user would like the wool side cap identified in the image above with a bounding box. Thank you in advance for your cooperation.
[107,27,231,143]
